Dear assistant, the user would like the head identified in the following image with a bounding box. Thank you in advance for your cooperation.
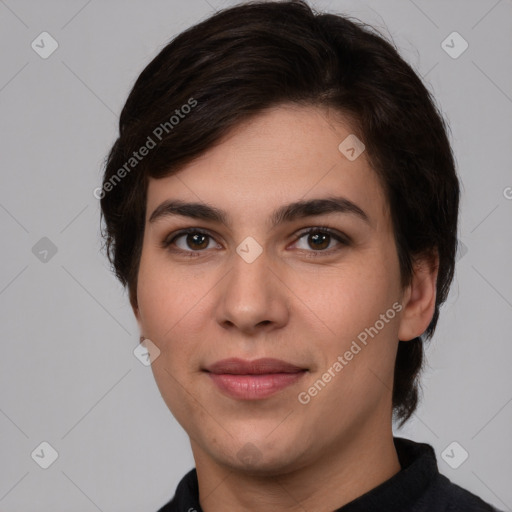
[99,0,459,472]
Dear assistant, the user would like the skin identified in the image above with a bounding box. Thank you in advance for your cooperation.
[133,104,438,511]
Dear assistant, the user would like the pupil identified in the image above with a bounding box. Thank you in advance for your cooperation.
[310,232,329,250]
[189,233,207,249]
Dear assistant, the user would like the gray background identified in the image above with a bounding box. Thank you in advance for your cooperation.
[0,0,511,511]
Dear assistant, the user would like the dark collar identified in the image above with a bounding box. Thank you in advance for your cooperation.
[335,437,438,511]
[161,437,439,512]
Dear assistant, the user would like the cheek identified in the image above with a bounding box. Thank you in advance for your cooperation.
[136,256,219,394]
[137,252,206,335]
[297,249,401,387]
[138,263,209,426]
[297,260,394,338]
[149,357,212,443]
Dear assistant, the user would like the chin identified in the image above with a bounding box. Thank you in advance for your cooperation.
[211,437,310,477]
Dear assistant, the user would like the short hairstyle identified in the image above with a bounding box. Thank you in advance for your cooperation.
[99,0,460,427]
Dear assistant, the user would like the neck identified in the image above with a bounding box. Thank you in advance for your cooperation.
[192,421,401,512]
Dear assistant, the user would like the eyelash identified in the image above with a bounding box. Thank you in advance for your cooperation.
[160,226,350,258]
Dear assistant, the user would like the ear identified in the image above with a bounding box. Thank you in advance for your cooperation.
[130,288,142,329]
[398,251,439,342]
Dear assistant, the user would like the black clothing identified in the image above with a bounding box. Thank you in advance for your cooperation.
[157,437,502,511]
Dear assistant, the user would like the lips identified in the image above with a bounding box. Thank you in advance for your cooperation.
[204,357,306,375]
[204,358,307,400]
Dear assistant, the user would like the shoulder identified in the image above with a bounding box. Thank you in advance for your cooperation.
[155,468,200,512]
[392,437,502,512]
[426,472,503,512]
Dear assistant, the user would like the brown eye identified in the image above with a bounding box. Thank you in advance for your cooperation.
[162,229,218,253]
[293,227,350,255]
[307,231,331,250]
[183,232,210,250]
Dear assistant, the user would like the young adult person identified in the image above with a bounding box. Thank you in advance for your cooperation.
[99,1,501,510]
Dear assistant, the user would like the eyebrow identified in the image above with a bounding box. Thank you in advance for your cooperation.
[148,196,370,228]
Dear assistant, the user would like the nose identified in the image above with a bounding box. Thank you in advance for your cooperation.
[215,246,289,335]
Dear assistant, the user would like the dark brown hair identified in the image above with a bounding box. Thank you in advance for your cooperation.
[99,0,460,426]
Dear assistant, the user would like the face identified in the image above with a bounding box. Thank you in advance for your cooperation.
[134,104,411,475]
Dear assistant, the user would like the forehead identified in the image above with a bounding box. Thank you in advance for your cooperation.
[145,104,389,228]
